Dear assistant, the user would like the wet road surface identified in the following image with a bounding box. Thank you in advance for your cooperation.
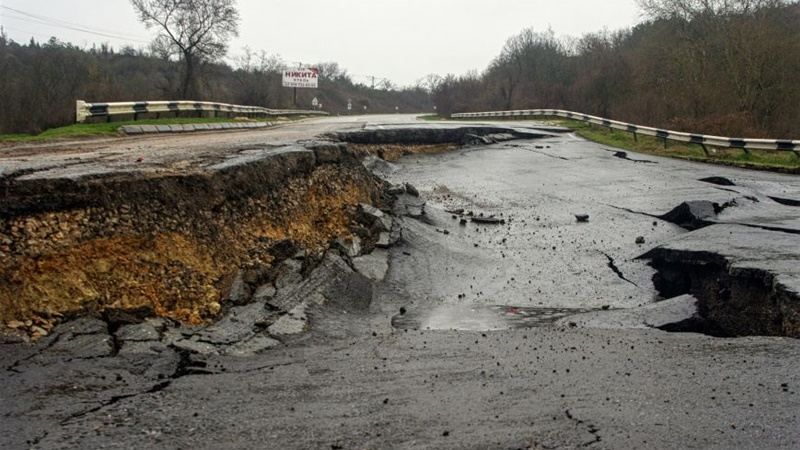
[2,119,800,449]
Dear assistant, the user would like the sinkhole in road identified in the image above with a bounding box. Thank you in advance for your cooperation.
[644,248,800,338]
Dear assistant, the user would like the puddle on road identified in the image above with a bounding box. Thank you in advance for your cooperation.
[391,303,595,331]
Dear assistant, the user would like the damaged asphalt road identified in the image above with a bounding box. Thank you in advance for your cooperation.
[2,117,800,449]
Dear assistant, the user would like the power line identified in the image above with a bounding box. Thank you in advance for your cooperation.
[0,5,149,40]
[0,5,150,44]
[0,23,59,41]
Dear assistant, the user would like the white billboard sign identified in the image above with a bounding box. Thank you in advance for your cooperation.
[282,68,319,88]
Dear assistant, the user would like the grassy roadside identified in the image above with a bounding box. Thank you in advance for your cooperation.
[0,115,314,144]
[425,114,800,173]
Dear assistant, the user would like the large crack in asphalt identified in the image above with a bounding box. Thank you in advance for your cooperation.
[565,409,602,447]
[4,332,62,374]
[58,346,213,426]
[699,176,736,186]
[769,196,800,207]
[599,252,638,287]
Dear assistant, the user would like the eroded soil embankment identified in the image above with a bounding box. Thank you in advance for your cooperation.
[0,144,383,326]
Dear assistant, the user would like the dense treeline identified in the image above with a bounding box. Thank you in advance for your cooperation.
[0,35,432,134]
[432,0,800,138]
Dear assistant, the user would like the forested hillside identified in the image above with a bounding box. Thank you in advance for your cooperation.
[2,0,798,138]
[0,35,432,134]
[432,0,800,138]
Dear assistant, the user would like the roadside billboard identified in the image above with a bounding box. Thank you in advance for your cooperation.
[282,68,319,88]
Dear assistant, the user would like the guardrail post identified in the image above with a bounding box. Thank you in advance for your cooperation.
[699,143,710,156]
[75,100,88,123]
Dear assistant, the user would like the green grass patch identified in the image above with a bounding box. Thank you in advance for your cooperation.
[417,114,448,122]
[0,115,313,143]
[0,118,236,143]
[562,119,800,172]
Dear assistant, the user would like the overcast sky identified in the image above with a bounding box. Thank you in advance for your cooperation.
[0,0,644,86]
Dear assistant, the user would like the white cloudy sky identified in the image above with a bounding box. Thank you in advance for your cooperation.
[0,0,644,86]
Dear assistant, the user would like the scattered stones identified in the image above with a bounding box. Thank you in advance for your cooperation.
[635,236,646,245]
[30,326,49,338]
[5,320,25,329]
[404,183,420,197]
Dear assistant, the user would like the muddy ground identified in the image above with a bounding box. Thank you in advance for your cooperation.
[1,116,800,449]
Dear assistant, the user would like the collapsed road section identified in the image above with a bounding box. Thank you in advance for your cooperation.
[0,120,560,338]
[0,142,382,328]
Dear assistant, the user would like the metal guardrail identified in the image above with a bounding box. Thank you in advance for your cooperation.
[452,109,800,154]
[76,100,327,123]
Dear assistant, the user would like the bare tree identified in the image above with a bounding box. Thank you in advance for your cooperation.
[637,0,789,19]
[415,74,443,93]
[130,0,240,99]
